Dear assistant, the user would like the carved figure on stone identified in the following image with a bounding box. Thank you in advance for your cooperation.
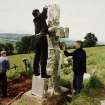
[48,4,60,27]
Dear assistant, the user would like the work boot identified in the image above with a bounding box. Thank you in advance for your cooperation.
[34,72,40,76]
[41,74,51,78]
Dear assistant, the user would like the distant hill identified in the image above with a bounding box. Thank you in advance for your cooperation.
[60,38,74,45]
[0,33,75,47]
[0,33,31,43]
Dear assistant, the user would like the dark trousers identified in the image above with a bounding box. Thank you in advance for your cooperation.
[73,74,84,93]
[33,36,48,76]
[0,73,7,97]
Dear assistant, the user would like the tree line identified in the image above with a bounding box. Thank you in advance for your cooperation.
[84,33,98,47]
[0,32,98,55]
[16,32,98,53]
[0,43,14,55]
[64,32,98,49]
[15,35,35,54]
[0,35,36,55]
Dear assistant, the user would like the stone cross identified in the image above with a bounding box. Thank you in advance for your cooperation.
[47,3,69,94]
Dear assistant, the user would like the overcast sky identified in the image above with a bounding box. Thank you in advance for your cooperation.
[0,0,105,42]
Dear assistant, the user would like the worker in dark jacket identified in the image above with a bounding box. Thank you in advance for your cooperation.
[64,41,86,94]
[0,51,10,98]
[32,6,50,78]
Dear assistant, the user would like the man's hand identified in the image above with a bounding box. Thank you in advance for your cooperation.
[64,50,70,57]
[59,43,66,50]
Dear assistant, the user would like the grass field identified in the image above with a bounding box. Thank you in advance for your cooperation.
[7,53,34,79]
[7,46,105,105]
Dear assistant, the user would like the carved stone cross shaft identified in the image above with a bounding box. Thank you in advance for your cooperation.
[50,0,57,4]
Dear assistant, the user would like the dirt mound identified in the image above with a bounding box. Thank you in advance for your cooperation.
[0,75,32,105]
[8,76,32,98]
[45,95,65,105]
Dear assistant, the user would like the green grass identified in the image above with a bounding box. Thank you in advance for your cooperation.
[7,53,34,79]
[7,46,105,105]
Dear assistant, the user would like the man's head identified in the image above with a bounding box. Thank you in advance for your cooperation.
[32,9,40,17]
[1,51,7,57]
[74,40,83,49]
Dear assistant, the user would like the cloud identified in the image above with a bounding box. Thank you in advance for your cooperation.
[0,0,105,42]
